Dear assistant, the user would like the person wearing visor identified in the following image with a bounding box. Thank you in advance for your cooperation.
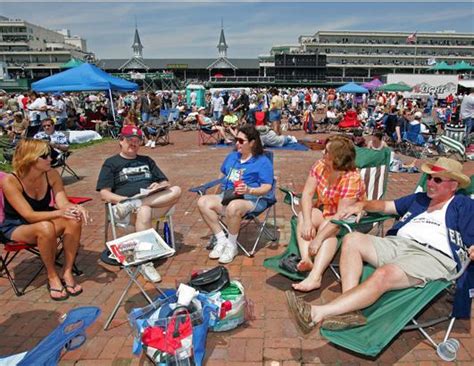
[0,139,89,301]
[96,125,181,282]
[286,157,473,333]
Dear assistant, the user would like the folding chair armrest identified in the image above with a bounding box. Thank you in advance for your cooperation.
[449,253,471,281]
[331,212,397,233]
[189,178,223,195]
[68,196,93,205]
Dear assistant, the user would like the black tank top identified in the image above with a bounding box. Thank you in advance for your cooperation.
[3,173,54,221]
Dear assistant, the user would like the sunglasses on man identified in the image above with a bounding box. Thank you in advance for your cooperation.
[427,174,453,184]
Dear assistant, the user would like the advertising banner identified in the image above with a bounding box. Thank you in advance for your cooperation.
[386,73,458,99]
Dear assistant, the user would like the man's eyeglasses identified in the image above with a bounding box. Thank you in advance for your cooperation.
[236,137,248,144]
[42,124,52,128]
[427,174,452,184]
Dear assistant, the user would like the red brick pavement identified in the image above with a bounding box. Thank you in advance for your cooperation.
[1,129,473,365]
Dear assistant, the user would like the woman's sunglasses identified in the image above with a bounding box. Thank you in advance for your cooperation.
[236,137,249,144]
[38,151,51,160]
[427,174,451,184]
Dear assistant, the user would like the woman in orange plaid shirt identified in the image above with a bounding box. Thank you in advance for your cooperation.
[293,135,366,292]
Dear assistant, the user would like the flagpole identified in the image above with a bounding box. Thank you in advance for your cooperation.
[413,41,417,74]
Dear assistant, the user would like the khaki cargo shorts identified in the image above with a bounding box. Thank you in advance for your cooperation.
[370,235,457,287]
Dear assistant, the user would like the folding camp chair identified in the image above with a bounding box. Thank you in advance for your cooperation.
[189,151,278,257]
[196,114,221,146]
[198,127,221,146]
[145,117,171,146]
[102,201,176,330]
[321,258,470,360]
[0,306,101,365]
[320,173,474,360]
[55,151,80,180]
[263,147,393,280]
[103,202,176,250]
[0,175,90,296]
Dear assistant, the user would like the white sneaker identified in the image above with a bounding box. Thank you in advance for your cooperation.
[150,141,156,149]
[218,244,238,264]
[140,262,162,283]
[112,200,138,220]
[145,140,152,147]
[209,241,227,259]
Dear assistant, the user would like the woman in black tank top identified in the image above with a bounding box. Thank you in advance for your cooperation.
[1,139,89,301]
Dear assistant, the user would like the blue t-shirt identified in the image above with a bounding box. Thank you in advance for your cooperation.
[220,151,273,192]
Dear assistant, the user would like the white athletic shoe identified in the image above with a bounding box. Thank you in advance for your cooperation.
[145,140,153,147]
[150,141,156,149]
[218,244,238,264]
[112,201,138,220]
[140,262,162,283]
[209,241,227,259]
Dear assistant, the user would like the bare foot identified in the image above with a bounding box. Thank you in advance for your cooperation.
[296,260,313,272]
[292,275,322,292]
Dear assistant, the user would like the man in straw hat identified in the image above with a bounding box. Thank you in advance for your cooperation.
[286,157,473,333]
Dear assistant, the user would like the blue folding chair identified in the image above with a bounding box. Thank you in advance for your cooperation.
[189,151,277,257]
[0,306,101,366]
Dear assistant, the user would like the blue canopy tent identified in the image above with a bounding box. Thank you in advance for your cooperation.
[337,82,369,94]
[31,63,138,120]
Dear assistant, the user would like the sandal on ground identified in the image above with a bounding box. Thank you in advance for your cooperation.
[285,290,316,334]
[47,284,69,301]
[61,280,83,297]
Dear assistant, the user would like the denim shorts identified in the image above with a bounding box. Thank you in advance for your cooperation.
[269,110,282,122]
[0,218,27,241]
[218,193,269,214]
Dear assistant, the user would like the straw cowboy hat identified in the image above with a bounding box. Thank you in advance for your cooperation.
[421,157,470,189]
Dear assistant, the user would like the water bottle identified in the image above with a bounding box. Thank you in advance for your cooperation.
[436,338,460,361]
[163,221,172,247]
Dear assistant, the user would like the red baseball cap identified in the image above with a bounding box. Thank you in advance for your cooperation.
[121,125,143,139]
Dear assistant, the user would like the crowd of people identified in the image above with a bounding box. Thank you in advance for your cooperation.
[0,85,473,339]
[0,86,473,151]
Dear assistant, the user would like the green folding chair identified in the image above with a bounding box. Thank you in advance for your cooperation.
[321,260,470,359]
[321,173,473,361]
[263,147,393,281]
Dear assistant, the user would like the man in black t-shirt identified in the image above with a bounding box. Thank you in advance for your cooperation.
[96,125,181,281]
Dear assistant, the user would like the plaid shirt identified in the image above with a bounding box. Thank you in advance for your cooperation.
[310,160,366,218]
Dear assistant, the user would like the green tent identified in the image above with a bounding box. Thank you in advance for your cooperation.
[376,82,412,92]
[429,61,453,71]
[451,61,474,71]
[60,58,85,69]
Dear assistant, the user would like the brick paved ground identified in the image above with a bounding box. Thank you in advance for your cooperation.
[1,129,473,365]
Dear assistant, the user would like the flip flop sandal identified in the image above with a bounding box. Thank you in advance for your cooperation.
[47,284,69,301]
[61,280,83,297]
[285,290,316,334]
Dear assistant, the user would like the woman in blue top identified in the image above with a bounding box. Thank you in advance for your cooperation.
[197,125,273,264]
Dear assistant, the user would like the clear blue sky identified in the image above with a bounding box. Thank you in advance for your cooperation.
[1,2,473,59]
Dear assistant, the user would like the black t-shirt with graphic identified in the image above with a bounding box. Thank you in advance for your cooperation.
[96,154,167,197]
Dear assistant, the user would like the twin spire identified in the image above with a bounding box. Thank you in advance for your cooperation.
[217,18,228,57]
[131,19,228,59]
[132,19,143,59]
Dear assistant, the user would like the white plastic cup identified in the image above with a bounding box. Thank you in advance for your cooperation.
[177,283,199,307]
[437,338,460,362]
